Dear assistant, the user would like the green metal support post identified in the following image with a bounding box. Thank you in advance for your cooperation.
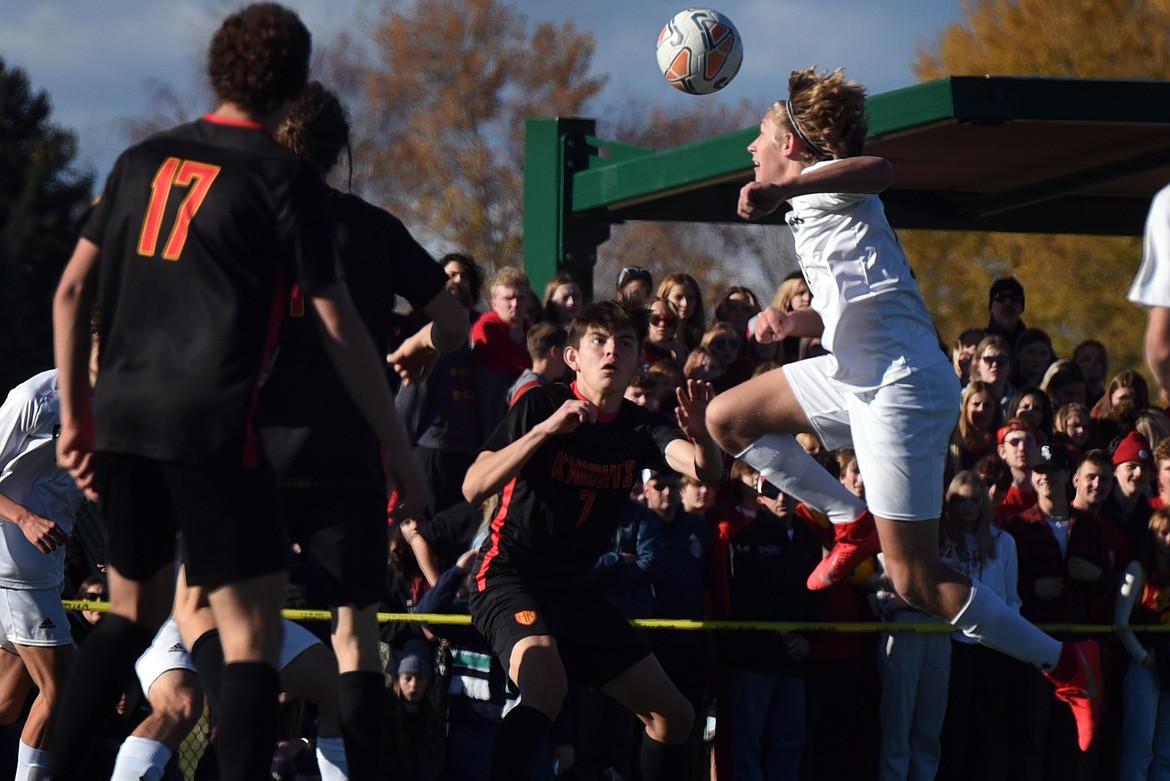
[523,117,611,302]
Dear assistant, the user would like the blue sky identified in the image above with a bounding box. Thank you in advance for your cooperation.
[1,0,965,180]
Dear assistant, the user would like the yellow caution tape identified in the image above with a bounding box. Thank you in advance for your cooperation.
[61,601,1170,634]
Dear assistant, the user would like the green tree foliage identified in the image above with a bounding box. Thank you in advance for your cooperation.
[908,0,1170,374]
[0,58,93,392]
[352,0,606,271]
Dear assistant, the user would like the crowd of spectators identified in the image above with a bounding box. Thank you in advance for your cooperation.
[10,261,1168,781]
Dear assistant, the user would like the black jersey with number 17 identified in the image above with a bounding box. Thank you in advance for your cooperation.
[473,382,685,591]
[81,115,337,468]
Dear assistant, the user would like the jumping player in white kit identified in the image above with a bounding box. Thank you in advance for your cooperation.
[705,65,1102,751]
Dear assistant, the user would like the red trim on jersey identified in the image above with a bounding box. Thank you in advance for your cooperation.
[571,381,617,422]
[475,478,518,591]
[241,265,291,468]
[509,380,541,409]
[202,113,269,134]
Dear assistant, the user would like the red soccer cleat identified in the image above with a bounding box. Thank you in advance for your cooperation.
[1044,640,1103,752]
[806,509,881,590]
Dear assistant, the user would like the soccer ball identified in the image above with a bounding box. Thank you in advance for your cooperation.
[656,8,743,95]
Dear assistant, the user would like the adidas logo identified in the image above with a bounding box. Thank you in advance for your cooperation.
[38,618,55,631]
[168,643,185,654]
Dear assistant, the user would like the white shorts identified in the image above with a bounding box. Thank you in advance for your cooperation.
[135,618,197,696]
[134,617,323,695]
[0,587,73,649]
[783,354,960,521]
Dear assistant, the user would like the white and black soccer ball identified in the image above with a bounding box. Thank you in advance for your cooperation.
[656,8,743,95]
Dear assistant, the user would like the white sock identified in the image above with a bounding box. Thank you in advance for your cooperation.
[15,741,50,781]
[316,735,349,781]
[111,736,172,781]
[738,433,866,524]
[950,585,1061,670]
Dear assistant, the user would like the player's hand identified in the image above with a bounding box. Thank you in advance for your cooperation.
[56,421,98,501]
[387,332,439,387]
[456,548,478,571]
[737,181,787,221]
[753,307,789,344]
[18,513,68,554]
[675,379,715,441]
[1066,556,1102,583]
[1034,576,1064,600]
[541,399,597,436]
[385,457,428,524]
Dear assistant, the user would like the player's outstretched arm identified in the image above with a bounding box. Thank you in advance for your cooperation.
[310,280,427,520]
[52,238,101,500]
[387,288,469,387]
[665,380,724,486]
[738,156,893,221]
[462,398,597,506]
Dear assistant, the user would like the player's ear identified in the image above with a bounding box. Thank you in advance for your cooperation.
[782,130,799,158]
[563,344,581,372]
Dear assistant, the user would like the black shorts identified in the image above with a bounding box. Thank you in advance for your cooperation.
[94,452,286,590]
[280,480,388,609]
[469,573,650,689]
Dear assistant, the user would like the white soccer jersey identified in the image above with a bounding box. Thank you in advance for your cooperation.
[1129,182,1170,309]
[786,158,948,391]
[0,371,83,589]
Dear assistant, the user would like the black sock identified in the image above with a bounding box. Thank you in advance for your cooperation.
[47,615,154,780]
[639,733,691,781]
[190,628,225,718]
[214,662,281,781]
[337,670,384,779]
[491,704,551,781]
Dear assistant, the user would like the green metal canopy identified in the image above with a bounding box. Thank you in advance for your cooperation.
[523,75,1170,296]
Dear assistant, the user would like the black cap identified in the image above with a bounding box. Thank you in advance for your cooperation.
[989,277,1025,311]
[1028,443,1070,472]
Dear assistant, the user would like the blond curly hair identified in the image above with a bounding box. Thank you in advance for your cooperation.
[767,66,868,161]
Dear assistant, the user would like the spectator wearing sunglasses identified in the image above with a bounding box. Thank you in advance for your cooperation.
[970,334,1016,418]
[702,322,750,391]
[995,418,1040,526]
[642,298,688,368]
[986,277,1027,346]
[616,266,654,307]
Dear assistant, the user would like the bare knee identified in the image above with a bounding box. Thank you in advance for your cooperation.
[510,639,567,719]
[706,394,744,453]
[155,678,203,726]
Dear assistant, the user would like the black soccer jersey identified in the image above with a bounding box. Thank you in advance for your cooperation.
[257,189,449,485]
[473,382,685,590]
[82,115,337,467]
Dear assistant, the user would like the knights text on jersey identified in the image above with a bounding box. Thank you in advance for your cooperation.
[257,189,449,485]
[473,383,684,590]
[82,116,337,467]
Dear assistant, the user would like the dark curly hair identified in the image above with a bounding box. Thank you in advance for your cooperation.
[770,66,868,161]
[276,80,350,176]
[207,3,311,115]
